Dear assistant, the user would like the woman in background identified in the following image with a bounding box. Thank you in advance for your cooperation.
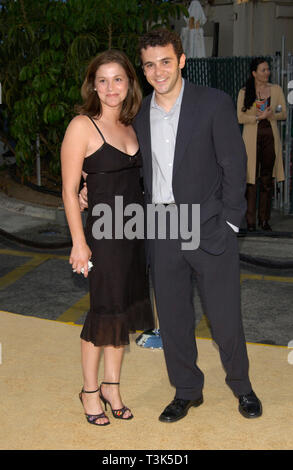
[237,58,286,231]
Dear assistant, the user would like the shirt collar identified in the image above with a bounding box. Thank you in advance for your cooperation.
[151,78,185,111]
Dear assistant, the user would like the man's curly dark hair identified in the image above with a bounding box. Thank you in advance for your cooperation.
[138,29,184,63]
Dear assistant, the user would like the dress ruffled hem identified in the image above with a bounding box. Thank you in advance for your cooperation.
[80,298,154,347]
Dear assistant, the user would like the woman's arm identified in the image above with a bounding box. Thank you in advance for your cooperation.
[61,116,92,277]
[272,85,287,121]
[237,89,257,125]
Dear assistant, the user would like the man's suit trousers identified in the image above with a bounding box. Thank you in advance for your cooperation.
[149,223,252,400]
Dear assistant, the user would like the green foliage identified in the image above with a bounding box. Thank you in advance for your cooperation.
[0,0,187,178]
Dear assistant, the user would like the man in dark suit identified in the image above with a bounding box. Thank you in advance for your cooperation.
[133,29,262,422]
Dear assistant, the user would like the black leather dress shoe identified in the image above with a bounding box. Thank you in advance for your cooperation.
[238,390,262,418]
[159,396,203,423]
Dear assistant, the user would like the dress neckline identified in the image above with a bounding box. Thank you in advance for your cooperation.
[86,115,139,159]
[85,142,140,160]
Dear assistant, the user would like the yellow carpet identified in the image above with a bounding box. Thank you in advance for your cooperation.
[0,310,292,450]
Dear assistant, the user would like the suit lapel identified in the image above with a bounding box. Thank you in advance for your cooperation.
[173,82,198,177]
[137,83,199,195]
[136,96,153,196]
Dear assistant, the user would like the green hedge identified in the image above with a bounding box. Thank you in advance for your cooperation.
[0,0,187,178]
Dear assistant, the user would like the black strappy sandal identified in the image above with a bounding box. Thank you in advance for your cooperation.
[79,388,110,426]
[99,382,133,420]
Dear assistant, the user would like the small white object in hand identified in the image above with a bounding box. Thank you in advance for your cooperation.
[73,260,93,274]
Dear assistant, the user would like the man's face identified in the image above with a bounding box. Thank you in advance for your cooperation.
[141,44,185,96]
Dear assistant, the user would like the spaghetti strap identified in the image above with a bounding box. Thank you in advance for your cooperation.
[87,116,106,143]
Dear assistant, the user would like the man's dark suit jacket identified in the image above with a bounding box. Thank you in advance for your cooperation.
[133,80,247,261]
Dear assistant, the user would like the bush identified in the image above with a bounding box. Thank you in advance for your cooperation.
[0,0,187,179]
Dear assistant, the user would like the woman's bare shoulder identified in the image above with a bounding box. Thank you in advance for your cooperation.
[62,116,93,148]
[64,115,92,138]
[68,114,91,129]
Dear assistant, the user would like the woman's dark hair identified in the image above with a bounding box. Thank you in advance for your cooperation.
[77,50,142,125]
[138,29,184,63]
[242,57,269,112]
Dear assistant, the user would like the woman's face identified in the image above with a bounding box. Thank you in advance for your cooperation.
[252,62,270,84]
[94,62,129,110]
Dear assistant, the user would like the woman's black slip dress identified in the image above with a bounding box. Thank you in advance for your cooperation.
[80,116,154,346]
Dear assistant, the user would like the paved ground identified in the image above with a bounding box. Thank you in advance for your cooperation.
[0,190,293,347]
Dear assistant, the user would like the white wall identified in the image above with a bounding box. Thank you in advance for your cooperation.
[205,2,234,57]
[233,1,293,57]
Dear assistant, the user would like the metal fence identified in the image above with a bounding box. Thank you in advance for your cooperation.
[183,56,276,105]
[183,55,293,214]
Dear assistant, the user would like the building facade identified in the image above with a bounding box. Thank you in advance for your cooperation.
[174,0,293,57]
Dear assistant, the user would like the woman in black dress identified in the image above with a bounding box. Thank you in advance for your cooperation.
[61,50,153,426]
